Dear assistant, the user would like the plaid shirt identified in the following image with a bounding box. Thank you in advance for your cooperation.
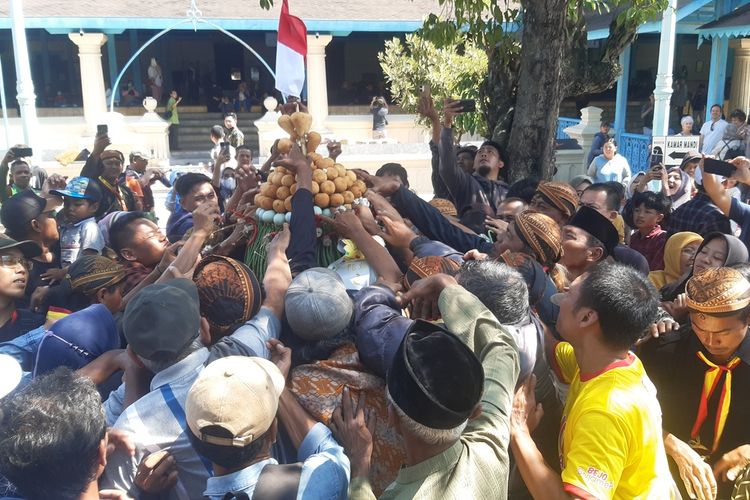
[630,225,668,271]
[663,192,731,237]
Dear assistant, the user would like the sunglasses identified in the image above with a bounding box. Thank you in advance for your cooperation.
[0,255,32,269]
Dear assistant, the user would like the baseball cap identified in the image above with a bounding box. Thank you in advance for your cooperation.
[284,268,353,341]
[50,176,103,203]
[186,356,284,447]
[0,234,41,259]
[0,190,57,239]
[123,279,201,361]
[129,150,151,161]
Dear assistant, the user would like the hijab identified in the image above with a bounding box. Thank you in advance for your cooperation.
[661,232,749,301]
[667,166,693,209]
[648,232,703,289]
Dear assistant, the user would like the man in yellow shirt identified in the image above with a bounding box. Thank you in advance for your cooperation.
[510,263,678,499]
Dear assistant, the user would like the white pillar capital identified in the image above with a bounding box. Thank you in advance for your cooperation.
[69,32,108,133]
[68,32,108,53]
[730,38,750,53]
[306,34,332,55]
[306,34,333,129]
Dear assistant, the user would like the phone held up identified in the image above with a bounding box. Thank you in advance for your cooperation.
[97,124,108,136]
[703,157,737,178]
[10,147,33,158]
[457,99,476,113]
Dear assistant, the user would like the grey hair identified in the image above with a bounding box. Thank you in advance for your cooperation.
[456,260,530,325]
[139,338,204,374]
[386,389,466,445]
[681,115,694,126]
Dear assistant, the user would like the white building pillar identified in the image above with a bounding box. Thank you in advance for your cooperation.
[306,34,332,129]
[652,0,678,136]
[729,38,750,116]
[68,33,108,134]
[9,0,39,152]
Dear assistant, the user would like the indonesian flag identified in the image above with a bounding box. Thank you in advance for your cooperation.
[275,0,307,98]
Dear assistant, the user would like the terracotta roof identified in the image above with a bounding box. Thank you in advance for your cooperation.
[1,0,446,21]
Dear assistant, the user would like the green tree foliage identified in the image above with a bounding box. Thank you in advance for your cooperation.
[418,0,669,180]
[378,35,488,139]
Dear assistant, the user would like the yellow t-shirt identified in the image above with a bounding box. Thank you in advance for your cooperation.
[553,342,676,500]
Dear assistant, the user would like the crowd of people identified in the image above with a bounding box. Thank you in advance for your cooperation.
[0,91,750,500]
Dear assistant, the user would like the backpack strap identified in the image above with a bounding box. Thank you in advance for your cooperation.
[251,463,303,500]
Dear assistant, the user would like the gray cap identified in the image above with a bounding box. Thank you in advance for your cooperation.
[284,268,353,341]
[123,279,201,361]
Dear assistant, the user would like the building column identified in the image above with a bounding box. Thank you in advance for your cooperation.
[706,36,730,122]
[68,33,108,133]
[729,38,750,115]
[9,0,39,152]
[306,34,332,128]
[652,0,677,136]
[614,44,632,142]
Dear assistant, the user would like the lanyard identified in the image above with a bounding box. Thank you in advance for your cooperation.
[99,176,127,211]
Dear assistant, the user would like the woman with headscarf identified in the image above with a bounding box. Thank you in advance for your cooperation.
[661,232,748,321]
[649,232,703,289]
[666,166,693,210]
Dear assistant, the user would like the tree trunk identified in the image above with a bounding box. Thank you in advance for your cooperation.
[506,0,571,182]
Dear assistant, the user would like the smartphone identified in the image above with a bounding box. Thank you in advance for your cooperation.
[703,157,736,178]
[458,99,476,113]
[97,124,108,136]
[11,147,32,157]
[220,141,230,156]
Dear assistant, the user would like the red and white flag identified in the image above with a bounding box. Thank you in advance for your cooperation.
[275,0,307,98]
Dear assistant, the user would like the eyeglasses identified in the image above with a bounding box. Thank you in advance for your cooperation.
[0,255,32,269]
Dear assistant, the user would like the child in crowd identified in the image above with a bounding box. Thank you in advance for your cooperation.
[629,190,671,271]
[51,177,105,268]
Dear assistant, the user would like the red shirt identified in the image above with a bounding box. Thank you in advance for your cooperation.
[629,225,668,271]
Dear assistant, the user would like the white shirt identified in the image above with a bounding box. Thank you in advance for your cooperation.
[587,153,632,186]
[210,143,237,171]
[700,118,728,154]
